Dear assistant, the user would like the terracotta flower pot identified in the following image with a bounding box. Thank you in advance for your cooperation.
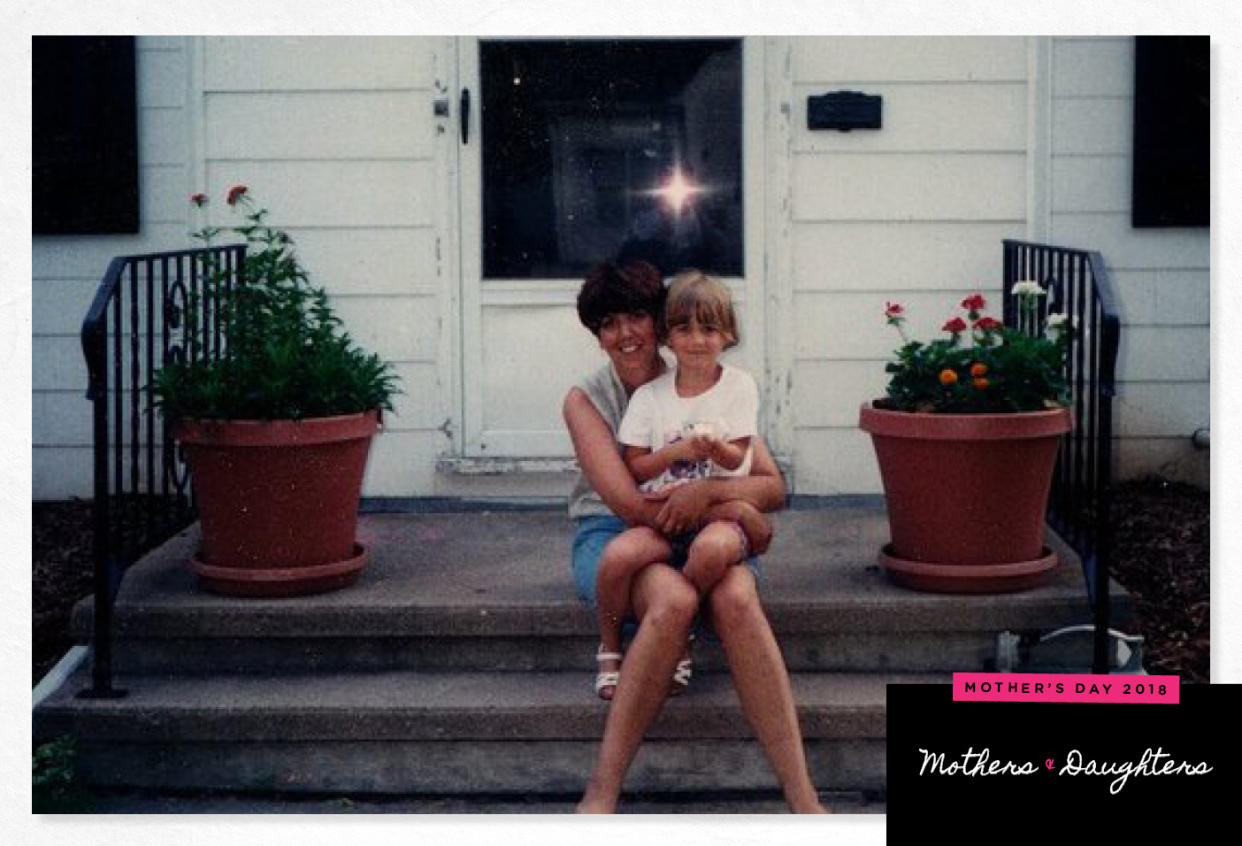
[858,403,1072,593]
[175,410,379,597]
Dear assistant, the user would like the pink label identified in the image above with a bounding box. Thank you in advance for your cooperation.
[952,673,1179,704]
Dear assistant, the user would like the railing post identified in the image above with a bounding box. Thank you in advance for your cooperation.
[79,258,126,699]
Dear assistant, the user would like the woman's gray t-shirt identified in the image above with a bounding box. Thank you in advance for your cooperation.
[567,363,630,519]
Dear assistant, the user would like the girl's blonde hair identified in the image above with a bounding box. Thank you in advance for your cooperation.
[663,270,740,349]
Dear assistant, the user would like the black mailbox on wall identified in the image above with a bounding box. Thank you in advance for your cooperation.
[807,90,882,131]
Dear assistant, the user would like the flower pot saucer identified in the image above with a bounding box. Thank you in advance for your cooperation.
[191,542,368,598]
[878,543,1058,594]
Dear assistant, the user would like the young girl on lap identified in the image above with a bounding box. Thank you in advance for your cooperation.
[594,270,767,699]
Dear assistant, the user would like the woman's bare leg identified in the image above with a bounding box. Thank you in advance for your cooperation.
[594,528,674,698]
[577,563,698,813]
[706,565,828,813]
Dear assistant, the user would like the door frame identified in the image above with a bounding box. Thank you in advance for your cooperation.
[454,36,768,458]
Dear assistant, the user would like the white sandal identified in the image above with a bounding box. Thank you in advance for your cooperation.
[595,645,623,700]
[670,633,695,696]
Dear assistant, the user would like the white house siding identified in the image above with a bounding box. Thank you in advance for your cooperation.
[1047,37,1209,486]
[196,37,452,497]
[785,37,1032,494]
[31,36,1210,501]
[33,37,195,499]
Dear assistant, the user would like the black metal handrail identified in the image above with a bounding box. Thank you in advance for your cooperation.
[79,244,245,697]
[1003,239,1121,674]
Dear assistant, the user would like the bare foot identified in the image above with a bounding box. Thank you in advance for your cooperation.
[575,786,617,813]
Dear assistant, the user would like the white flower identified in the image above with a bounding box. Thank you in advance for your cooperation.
[1046,312,1068,328]
[1010,280,1045,298]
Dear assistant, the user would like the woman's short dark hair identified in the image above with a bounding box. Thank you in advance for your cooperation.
[576,261,665,336]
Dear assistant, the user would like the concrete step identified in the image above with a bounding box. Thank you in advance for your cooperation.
[69,787,887,813]
[71,508,1128,675]
[36,665,940,794]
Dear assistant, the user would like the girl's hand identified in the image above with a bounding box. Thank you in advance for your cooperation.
[671,435,713,462]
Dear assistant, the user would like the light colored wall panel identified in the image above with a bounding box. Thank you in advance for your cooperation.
[140,165,192,225]
[203,160,434,227]
[1051,155,1129,213]
[138,108,187,166]
[1113,437,1208,487]
[792,222,1021,292]
[32,337,87,392]
[330,294,439,364]
[793,37,1027,83]
[33,447,92,501]
[33,392,93,447]
[361,429,445,497]
[792,83,1026,153]
[33,225,193,278]
[1052,38,1133,97]
[290,227,438,296]
[480,305,604,433]
[33,279,101,335]
[1116,327,1209,382]
[204,37,435,91]
[794,289,1002,361]
[792,154,1026,221]
[382,363,448,432]
[137,48,187,108]
[1110,270,1211,327]
[1115,382,1209,438]
[204,91,434,160]
[1052,98,1132,155]
[1151,270,1210,325]
[1050,214,1209,269]
[139,37,184,51]
[793,428,883,495]
[792,360,888,428]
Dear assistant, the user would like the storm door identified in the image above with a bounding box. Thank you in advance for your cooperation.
[456,38,764,458]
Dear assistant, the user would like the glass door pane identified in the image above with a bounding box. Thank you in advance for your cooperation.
[480,39,743,279]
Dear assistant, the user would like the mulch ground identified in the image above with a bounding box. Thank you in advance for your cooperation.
[32,477,1210,685]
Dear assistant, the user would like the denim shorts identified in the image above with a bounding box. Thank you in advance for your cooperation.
[571,514,760,614]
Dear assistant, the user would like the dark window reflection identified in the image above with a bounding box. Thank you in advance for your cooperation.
[481,40,743,279]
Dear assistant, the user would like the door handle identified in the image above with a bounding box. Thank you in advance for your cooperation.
[460,88,470,144]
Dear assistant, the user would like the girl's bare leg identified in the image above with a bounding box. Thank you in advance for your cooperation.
[594,527,673,699]
[706,565,828,814]
[576,563,698,813]
[681,520,747,597]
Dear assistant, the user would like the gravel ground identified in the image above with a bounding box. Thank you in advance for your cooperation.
[33,477,1210,685]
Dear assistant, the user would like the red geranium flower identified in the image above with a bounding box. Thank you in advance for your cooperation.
[190,193,208,207]
[961,293,986,311]
[942,317,968,333]
[973,316,1003,331]
[226,185,249,206]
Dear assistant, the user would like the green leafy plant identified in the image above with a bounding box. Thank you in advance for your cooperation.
[33,736,93,813]
[151,187,398,421]
[877,285,1070,414]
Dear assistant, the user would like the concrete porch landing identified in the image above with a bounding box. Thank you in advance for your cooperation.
[36,504,1133,798]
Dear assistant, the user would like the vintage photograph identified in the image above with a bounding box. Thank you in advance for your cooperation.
[31,34,1209,816]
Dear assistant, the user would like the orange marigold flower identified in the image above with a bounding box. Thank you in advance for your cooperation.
[970,362,988,377]
[973,377,990,389]
[939,369,959,386]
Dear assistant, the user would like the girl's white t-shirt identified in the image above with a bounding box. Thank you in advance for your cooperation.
[617,364,758,492]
